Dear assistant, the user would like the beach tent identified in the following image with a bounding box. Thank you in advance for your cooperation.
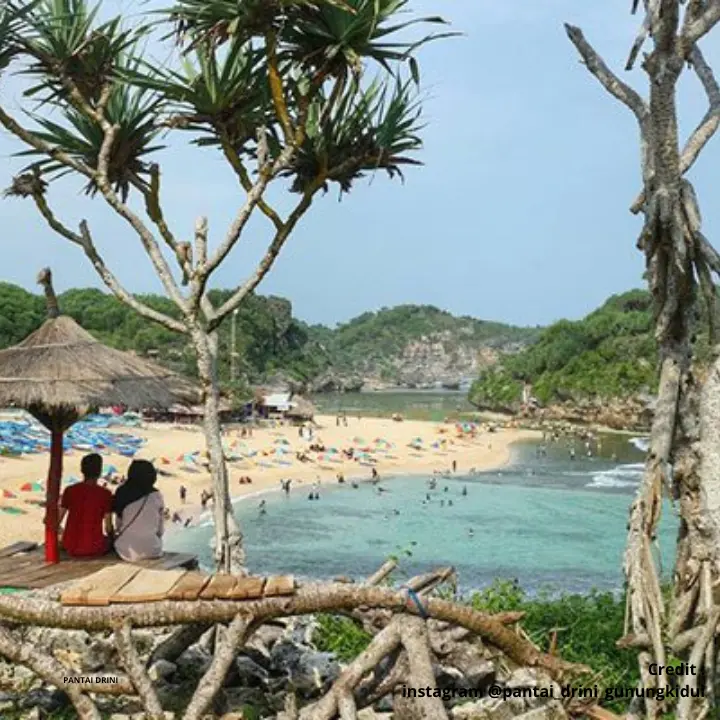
[0,269,196,564]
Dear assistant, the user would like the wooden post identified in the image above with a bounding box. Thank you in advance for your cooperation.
[44,428,64,564]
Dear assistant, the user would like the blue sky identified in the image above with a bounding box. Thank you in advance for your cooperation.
[1,0,719,328]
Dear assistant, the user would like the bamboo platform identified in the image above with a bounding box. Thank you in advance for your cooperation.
[0,542,198,590]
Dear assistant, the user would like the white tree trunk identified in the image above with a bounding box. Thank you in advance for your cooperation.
[192,327,246,574]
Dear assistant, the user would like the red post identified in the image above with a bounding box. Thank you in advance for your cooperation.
[44,428,63,564]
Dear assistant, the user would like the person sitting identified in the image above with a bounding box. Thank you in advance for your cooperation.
[112,460,165,562]
[58,453,113,557]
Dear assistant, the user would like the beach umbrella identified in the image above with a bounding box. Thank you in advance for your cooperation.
[20,482,33,492]
[0,269,196,564]
[2,489,15,498]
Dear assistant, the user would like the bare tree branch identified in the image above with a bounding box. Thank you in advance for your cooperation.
[682,0,720,46]
[92,130,189,314]
[630,46,720,215]
[26,192,186,332]
[399,616,450,720]
[0,583,589,679]
[301,621,403,720]
[202,138,294,284]
[183,614,251,720]
[565,24,649,123]
[114,620,164,719]
[0,106,93,178]
[681,46,720,170]
[219,133,283,231]
[207,183,319,331]
[138,164,181,257]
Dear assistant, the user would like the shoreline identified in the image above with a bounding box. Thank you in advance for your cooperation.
[165,426,533,538]
[0,415,538,548]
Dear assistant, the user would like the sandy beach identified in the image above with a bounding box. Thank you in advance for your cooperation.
[0,415,538,549]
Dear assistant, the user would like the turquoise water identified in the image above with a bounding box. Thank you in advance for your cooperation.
[166,435,678,594]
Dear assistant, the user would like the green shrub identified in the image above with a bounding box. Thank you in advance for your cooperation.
[471,580,638,712]
[314,614,372,663]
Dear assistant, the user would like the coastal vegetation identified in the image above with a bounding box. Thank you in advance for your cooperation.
[469,288,719,410]
[307,304,538,386]
[469,290,658,408]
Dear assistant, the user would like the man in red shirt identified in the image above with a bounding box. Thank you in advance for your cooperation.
[59,453,113,557]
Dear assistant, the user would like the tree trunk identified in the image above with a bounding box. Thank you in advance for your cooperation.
[191,326,246,574]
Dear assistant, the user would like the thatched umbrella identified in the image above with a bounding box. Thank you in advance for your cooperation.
[0,269,197,563]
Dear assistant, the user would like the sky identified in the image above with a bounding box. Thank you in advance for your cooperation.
[1,0,720,329]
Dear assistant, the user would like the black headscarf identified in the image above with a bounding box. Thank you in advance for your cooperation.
[113,460,158,517]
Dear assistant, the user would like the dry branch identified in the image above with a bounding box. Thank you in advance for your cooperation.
[114,620,164,719]
[0,583,588,679]
[564,24,648,122]
[182,614,252,720]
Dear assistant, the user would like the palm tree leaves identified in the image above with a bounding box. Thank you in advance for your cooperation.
[281,0,454,80]
[18,83,164,200]
[169,0,354,47]
[282,75,422,194]
[18,0,145,106]
[169,0,453,81]
[122,37,272,151]
[0,0,447,199]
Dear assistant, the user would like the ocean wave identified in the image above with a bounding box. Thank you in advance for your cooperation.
[587,463,644,489]
[630,437,649,453]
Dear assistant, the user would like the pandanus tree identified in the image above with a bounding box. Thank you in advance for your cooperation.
[566,1,720,718]
[0,0,452,572]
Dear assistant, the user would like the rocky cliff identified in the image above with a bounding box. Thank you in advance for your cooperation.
[305,305,538,391]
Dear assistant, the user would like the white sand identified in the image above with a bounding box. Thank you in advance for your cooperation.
[0,415,538,548]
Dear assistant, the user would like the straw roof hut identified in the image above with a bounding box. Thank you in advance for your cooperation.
[0,315,195,419]
[0,268,197,563]
[286,395,316,421]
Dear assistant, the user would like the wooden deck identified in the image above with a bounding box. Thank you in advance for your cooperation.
[0,542,198,590]
[58,565,296,606]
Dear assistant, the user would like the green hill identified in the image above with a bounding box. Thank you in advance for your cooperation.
[307,305,539,387]
[0,284,536,391]
[0,282,328,390]
[468,289,671,409]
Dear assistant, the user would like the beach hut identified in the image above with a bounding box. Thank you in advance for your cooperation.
[286,396,316,422]
[259,392,293,418]
[0,269,196,564]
